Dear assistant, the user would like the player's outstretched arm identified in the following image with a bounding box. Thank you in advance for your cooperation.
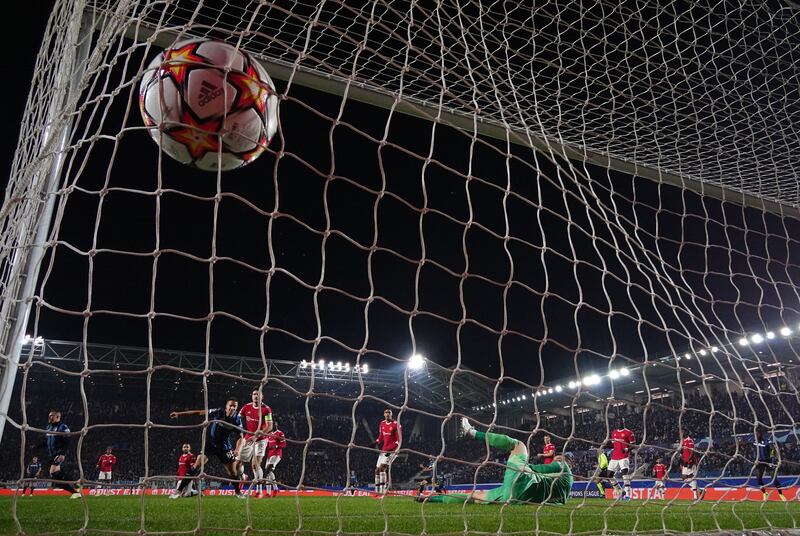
[169,410,207,419]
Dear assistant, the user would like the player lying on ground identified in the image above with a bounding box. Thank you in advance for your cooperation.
[420,417,573,505]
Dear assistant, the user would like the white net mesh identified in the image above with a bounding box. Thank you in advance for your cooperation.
[0,0,799,534]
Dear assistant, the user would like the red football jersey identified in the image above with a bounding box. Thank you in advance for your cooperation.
[682,437,696,464]
[653,463,667,479]
[377,420,401,452]
[238,403,272,441]
[267,430,287,458]
[610,428,635,460]
[177,453,196,477]
[542,443,556,464]
[97,454,117,472]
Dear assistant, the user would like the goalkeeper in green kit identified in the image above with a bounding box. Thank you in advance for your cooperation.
[421,417,573,505]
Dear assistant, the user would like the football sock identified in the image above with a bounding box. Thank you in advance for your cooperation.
[473,431,518,452]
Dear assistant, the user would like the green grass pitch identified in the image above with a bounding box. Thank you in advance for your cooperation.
[1,496,798,535]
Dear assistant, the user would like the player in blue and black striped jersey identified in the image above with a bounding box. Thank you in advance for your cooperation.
[43,410,81,499]
[20,456,42,496]
[754,428,787,502]
[170,398,245,497]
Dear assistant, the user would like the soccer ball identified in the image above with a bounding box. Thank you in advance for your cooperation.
[139,38,278,171]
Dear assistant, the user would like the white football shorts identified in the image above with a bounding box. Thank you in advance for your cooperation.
[607,457,630,473]
[237,440,267,462]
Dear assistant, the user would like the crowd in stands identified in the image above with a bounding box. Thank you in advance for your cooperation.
[1,375,797,491]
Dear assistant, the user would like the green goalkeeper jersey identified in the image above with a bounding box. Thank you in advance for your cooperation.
[483,455,573,505]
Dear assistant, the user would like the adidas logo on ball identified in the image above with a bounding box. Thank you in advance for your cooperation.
[198,80,223,106]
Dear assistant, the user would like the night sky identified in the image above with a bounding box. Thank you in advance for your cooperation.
[6,2,800,395]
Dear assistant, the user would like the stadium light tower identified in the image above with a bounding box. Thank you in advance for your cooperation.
[408,353,426,370]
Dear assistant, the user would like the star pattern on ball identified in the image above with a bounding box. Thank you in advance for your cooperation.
[168,112,221,160]
[158,42,206,85]
[230,65,270,115]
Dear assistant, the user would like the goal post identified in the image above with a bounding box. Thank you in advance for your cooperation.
[0,7,93,443]
[1,1,799,535]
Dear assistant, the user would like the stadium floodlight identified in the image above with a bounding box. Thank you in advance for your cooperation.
[751,334,764,344]
[408,353,426,370]
[20,334,44,346]
[361,364,368,374]
[620,368,630,376]
[344,363,350,371]
[568,381,577,389]
[609,370,620,380]
[780,327,792,337]
[555,385,563,392]
[739,337,749,346]
[583,374,601,386]
[547,388,554,394]
[699,349,707,356]
[319,359,325,368]
[300,360,307,368]
[711,346,719,353]
[766,331,775,339]
[336,361,342,370]
[328,362,335,369]
[684,353,691,359]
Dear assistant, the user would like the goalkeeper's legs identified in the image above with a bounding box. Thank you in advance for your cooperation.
[460,417,527,457]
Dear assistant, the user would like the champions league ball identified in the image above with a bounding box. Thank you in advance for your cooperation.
[139,38,278,171]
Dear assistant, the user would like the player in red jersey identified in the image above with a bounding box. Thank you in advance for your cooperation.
[679,430,703,500]
[96,447,117,489]
[374,408,401,495]
[652,457,667,497]
[538,435,556,464]
[606,416,635,500]
[236,388,273,498]
[170,443,202,499]
[264,421,287,498]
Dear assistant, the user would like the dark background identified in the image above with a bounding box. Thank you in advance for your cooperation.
[4,2,800,393]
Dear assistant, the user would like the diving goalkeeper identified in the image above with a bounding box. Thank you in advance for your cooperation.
[421,417,573,505]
